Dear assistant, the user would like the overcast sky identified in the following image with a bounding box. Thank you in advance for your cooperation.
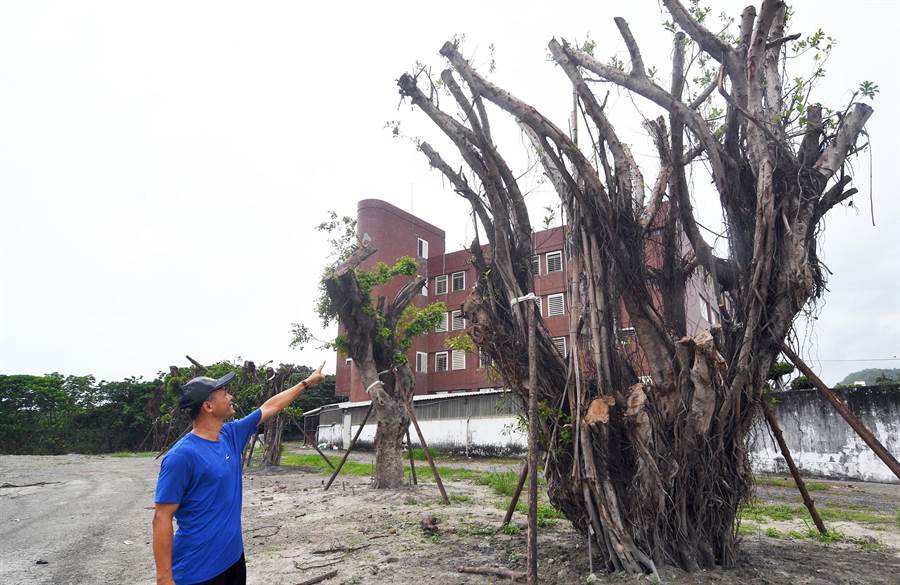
[1,1,898,385]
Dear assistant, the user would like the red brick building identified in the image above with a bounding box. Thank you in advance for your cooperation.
[334,199,719,402]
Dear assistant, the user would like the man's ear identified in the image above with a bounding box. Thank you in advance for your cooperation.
[202,400,214,414]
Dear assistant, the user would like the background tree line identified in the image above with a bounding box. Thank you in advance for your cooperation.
[0,360,342,455]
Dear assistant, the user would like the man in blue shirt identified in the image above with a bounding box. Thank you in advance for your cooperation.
[152,362,326,585]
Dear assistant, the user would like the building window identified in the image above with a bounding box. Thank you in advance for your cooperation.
[451,271,466,292]
[618,327,636,340]
[417,237,429,258]
[552,337,567,357]
[435,351,449,372]
[435,275,448,295]
[546,251,563,273]
[547,293,565,316]
[451,310,466,331]
[700,297,718,325]
[435,312,449,333]
[415,352,427,373]
[451,350,466,370]
[479,348,493,368]
[531,255,540,276]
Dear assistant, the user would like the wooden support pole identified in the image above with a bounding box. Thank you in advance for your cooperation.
[293,418,335,470]
[406,401,449,504]
[526,305,539,585]
[244,433,260,470]
[310,436,336,470]
[406,427,418,485]
[761,400,827,535]
[501,461,529,528]
[781,343,900,480]
[155,423,192,460]
[324,403,374,490]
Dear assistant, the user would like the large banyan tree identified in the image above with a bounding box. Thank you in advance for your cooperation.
[398,0,872,573]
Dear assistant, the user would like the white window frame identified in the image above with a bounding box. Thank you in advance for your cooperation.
[618,326,636,338]
[479,348,492,369]
[435,351,449,372]
[546,251,563,273]
[451,310,466,331]
[435,274,448,295]
[552,336,567,357]
[417,237,429,259]
[700,296,718,325]
[531,255,541,276]
[547,293,565,316]
[435,312,449,333]
[415,352,427,373]
[451,349,466,370]
[451,271,466,292]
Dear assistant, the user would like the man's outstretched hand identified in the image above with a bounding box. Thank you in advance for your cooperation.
[304,361,326,388]
[260,361,328,423]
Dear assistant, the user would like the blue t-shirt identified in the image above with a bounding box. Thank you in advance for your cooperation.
[155,409,261,585]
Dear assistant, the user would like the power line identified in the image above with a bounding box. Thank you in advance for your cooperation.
[811,358,899,363]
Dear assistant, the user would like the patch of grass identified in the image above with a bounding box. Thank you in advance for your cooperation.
[895,507,900,528]
[110,451,155,458]
[765,527,785,539]
[501,523,522,535]
[459,523,496,536]
[410,447,440,461]
[475,471,520,497]
[818,506,894,524]
[754,476,830,491]
[281,453,565,524]
[752,518,887,551]
[508,550,524,563]
[449,494,471,504]
[280,453,373,476]
[740,501,804,522]
[739,500,893,526]
[505,501,564,528]
[736,522,757,535]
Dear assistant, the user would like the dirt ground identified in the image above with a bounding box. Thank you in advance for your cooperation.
[2,449,899,585]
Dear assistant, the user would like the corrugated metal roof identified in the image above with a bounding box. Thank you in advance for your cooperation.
[302,388,509,419]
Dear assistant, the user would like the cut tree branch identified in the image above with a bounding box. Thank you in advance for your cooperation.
[815,103,874,181]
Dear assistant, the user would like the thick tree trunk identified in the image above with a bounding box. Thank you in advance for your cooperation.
[373,394,409,488]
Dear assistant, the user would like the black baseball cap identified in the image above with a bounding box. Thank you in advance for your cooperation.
[179,372,236,409]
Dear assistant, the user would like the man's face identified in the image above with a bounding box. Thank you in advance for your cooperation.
[204,388,235,419]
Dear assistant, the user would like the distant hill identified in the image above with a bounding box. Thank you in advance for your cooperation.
[838,368,900,386]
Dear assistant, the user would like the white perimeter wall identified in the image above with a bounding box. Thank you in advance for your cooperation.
[318,415,527,455]
[316,386,900,483]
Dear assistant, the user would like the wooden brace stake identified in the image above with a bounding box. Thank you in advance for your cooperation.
[781,343,900,480]
[324,403,374,490]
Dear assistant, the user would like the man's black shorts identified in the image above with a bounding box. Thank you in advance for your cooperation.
[192,554,246,585]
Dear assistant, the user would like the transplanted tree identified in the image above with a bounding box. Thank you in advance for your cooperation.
[312,217,445,488]
[398,0,873,574]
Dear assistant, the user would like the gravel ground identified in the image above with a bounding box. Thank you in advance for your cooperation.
[2,451,898,585]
